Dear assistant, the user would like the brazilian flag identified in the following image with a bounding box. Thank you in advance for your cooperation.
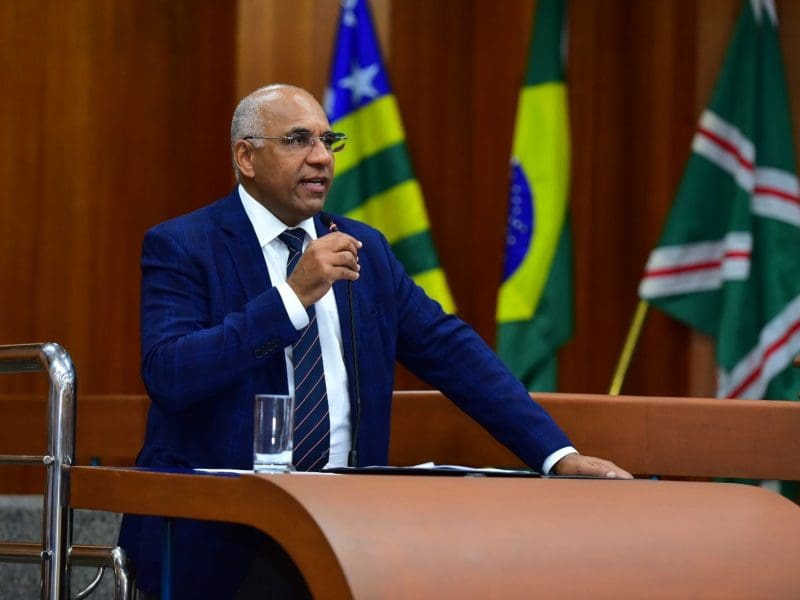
[496,0,574,391]
[324,0,455,312]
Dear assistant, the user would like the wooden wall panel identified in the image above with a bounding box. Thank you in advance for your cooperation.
[0,1,236,394]
[388,0,481,389]
[236,0,336,99]
[236,0,391,100]
[565,0,701,395]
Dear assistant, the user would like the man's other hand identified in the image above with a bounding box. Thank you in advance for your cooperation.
[552,453,633,479]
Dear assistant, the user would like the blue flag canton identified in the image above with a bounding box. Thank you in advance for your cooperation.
[325,0,392,122]
[502,160,535,282]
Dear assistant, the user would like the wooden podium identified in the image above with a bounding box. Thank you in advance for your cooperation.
[7,388,800,595]
[69,466,800,598]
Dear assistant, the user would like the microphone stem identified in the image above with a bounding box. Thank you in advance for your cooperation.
[321,213,361,468]
[347,279,361,467]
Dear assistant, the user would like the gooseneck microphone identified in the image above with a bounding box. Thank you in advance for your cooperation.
[320,213,361,467]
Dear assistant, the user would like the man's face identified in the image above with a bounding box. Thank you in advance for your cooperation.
[245,89,335,226]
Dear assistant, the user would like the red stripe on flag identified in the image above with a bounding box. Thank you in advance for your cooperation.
[646,260,721,278]
[645,251,749,278]
[727,318,800,398]
[697,127,754,171]
[753,185,800,206]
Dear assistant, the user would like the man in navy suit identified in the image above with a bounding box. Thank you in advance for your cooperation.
[120,84,631,599]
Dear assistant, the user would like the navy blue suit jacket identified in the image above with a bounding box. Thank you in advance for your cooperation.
[119,188,571,597]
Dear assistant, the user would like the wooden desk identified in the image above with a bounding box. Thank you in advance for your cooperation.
[69,466,800,598]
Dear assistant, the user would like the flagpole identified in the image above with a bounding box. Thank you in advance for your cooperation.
[608,300,649,395]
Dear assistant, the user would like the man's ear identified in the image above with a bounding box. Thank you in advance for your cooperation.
[234,140,255,179]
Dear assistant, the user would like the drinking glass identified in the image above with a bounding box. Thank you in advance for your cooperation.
[253,394,294,473]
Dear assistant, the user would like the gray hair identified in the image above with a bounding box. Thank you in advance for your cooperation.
[230,84,302,182]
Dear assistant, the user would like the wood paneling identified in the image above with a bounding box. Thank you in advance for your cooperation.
[5,390,800,492]
[1,0,799,401]
[235,0,391,100]
[0,1,236,394]
[0,394,149,493]
[565,0,701,395]
[390,390,800,481]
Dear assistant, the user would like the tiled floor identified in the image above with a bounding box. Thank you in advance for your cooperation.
[0,496,122,599]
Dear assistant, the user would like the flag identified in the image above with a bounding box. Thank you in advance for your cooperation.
[639,0,800,402]
[324,0,455,313]
[496,0,574,391]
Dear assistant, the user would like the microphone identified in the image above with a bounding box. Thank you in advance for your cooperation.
[320,213,361,467]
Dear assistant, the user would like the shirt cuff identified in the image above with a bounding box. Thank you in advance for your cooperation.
[276,282,309,330]
[542,446,578,475]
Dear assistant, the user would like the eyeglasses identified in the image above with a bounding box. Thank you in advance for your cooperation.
[243,131,347,153]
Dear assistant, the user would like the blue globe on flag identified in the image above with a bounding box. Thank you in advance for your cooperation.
[502,158,535,282]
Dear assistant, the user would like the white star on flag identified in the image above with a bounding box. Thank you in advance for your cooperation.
[342,0,357,26]
[323,87,336,116]
[749,0,777,24]
[338,62,380,104]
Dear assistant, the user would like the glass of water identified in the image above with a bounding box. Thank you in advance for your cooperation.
[253,394,294,473]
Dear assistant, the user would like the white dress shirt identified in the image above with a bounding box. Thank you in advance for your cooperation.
[239,185,575,474]
[240,185,351,468]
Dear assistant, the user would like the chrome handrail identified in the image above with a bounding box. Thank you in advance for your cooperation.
[0,454,55,464]
[0,342,76,599]
[0,542,134,598]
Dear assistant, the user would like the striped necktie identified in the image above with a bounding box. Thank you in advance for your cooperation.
[279,228,330,471]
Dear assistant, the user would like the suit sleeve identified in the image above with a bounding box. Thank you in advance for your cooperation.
[380,235,572,470]
[139,228,298,414]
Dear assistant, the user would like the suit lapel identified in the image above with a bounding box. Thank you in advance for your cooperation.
[220,189,271,300]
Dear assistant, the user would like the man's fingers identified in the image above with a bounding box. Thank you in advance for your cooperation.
[333,250,360,271]
[286,233,364,305]
[585,458,633,480]
[331,265,360,281]
[310,231,362,255]
[553,454,634,479]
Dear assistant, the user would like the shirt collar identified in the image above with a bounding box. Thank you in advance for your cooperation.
[238,184,318,248]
